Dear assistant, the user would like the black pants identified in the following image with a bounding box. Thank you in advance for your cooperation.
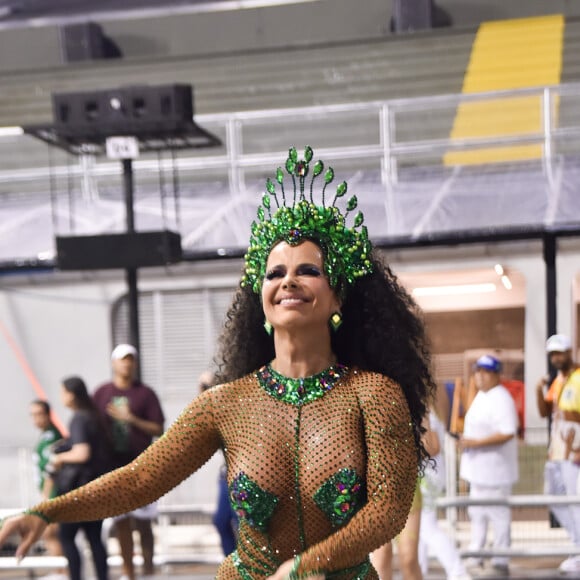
[59,519,109,580]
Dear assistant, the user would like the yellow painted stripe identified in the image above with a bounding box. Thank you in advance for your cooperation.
[445,15,564,165]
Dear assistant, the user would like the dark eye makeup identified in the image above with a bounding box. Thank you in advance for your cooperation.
[297,265,321,276]
[265,263,321,280]
[265,267,285,280]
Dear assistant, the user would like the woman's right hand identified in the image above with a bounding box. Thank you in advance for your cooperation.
[0,512,48,560]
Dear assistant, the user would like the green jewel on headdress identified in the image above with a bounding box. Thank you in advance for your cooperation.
[241,146,374,296]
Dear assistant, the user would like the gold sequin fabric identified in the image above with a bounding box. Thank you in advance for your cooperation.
[33,368,417,579]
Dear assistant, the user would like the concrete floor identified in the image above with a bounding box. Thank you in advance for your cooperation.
[0,557,576,580]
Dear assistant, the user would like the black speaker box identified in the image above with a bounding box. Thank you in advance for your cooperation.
[60,22,106,62]
[52,85,194,138]
[393,0,433,32]
[56,231,183,270]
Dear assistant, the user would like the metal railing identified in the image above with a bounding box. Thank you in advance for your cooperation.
[1,83,580,193]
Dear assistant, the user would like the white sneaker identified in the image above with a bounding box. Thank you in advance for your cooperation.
[559,555,580,573]
[465,558,484,572]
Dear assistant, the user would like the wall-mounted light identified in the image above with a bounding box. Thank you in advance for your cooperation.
[501,275,513,290]
[495,263,512,290]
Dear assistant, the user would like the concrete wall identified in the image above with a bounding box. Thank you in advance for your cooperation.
[0,26,62,71]
[105,0,392,59]
[0,0,393,72]
[426,308,525,353]
[0,275,125,450]
[3,0,580,72]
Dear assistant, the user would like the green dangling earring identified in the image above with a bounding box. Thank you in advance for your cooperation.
[329,312,343,332]
[264,320,273,336]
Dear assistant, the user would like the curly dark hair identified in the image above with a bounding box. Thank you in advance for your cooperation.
[214,250,436,468]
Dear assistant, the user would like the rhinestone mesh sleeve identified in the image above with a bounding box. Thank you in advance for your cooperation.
[29,369,416,579]
[33,389,222,523]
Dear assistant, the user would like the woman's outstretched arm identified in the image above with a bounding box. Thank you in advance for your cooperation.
[0,388,222,558]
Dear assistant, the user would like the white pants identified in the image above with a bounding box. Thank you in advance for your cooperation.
[467,483,512,567]
[560,461,580,544]
[545,460,580,545]
[419,507,467,579]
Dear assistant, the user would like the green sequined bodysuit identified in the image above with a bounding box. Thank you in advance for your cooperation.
[33,366,417,579]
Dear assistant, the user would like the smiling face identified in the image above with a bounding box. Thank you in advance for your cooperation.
[261,240,341,333]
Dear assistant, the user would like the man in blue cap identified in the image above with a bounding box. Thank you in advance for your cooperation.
[460,354,519,577]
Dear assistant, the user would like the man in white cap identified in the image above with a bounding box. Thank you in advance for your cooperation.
[93,344,165,580]
[537,334,580,574]
[459,354,518,577]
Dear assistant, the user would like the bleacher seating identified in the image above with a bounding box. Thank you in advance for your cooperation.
[0,28,476,128]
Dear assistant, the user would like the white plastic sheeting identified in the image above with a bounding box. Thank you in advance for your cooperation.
[0,160,579,264]
[1,89,580,265]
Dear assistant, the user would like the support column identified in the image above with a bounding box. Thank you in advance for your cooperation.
[123,158,141,380]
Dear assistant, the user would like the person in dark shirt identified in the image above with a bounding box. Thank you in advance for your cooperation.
[49,377,110,580]
[92,344,164,580]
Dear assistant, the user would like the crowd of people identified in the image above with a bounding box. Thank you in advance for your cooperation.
[365,335,578,580]
[0,147,577,580]
[26,346,165,580]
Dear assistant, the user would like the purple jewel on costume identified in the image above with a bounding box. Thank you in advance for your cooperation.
[228,471,279,531]
[314,467,366,527]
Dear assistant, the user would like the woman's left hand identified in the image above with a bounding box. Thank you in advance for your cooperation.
[0,513,47,560]
[266,558,324,580]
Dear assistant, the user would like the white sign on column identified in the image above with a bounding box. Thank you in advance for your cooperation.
[105,136,140,160]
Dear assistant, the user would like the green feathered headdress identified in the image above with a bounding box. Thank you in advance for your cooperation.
[241,146,373,297]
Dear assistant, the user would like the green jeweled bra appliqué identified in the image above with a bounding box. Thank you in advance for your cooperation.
[229,471,278,531]
[314,468,366,527]
[256,363,348,406]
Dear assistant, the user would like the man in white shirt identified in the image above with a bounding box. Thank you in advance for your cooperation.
[460,354,519,577]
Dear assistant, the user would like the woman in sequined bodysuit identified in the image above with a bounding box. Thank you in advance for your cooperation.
[0,148,435,580]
